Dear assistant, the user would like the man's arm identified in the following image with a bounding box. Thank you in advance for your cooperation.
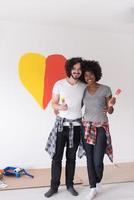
[51,93,60,112]
[51,93,68,115]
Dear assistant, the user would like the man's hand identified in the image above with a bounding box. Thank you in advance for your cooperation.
[58,103,68,111]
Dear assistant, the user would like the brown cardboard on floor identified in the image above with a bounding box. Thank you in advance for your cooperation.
[1,168,82,190]
[1,162,134,190]
[76,162,134,185]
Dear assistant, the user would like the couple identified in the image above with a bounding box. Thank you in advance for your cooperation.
[45,57,116,199]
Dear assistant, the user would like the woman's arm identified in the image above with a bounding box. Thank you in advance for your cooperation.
[105,95,116,114]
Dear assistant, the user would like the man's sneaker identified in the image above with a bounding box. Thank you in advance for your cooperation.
[44,188,58,198]
[86,188,97,200]
[67,187,79,196]
[96,183,102,193]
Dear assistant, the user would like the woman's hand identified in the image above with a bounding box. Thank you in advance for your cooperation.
[105,96,116,114]
[108,97,116,107]
[102,106,108,114]
[107,97,116,114]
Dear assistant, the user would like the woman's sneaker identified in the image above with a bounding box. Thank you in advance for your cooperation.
[96,183,102,193]
[86,188,97,200]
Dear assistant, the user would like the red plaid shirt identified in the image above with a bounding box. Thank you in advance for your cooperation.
[83,120,113,162]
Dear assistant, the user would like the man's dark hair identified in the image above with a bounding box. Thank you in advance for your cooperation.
[65,57,83,77]
[82,60,102,82]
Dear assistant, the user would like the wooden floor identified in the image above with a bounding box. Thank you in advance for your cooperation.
[1,162,134,190]
[76,162,134,185]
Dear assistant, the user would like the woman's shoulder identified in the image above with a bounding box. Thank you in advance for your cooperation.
[99,84,112,96]
[99,84,111,90]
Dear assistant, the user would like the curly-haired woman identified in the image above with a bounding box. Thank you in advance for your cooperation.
[82,60,116,200]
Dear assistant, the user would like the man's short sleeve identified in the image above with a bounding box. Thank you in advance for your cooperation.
[52,81,60,95]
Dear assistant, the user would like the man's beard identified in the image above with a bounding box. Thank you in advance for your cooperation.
[71,73,81,80]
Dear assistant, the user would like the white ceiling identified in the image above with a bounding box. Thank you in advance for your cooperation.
[0,0,134,32]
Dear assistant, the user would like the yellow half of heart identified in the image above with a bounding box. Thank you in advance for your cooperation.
[19,53,45,108]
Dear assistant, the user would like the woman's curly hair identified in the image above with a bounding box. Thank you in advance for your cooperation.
[81,60,102,82]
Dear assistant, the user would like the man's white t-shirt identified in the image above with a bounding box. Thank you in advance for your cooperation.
[52,78,86,120]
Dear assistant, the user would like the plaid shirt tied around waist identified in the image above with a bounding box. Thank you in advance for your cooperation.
[45,116,82,158]
[82,120,113,162]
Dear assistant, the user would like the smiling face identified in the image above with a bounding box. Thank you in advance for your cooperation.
[84,71,96,85]
[71,63,82,80]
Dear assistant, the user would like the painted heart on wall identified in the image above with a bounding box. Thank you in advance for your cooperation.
[19,53,66,109]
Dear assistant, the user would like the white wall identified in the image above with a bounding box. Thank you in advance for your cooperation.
[0,21,134,169]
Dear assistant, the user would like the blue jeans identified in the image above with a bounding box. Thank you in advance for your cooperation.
[82,127,107,188]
